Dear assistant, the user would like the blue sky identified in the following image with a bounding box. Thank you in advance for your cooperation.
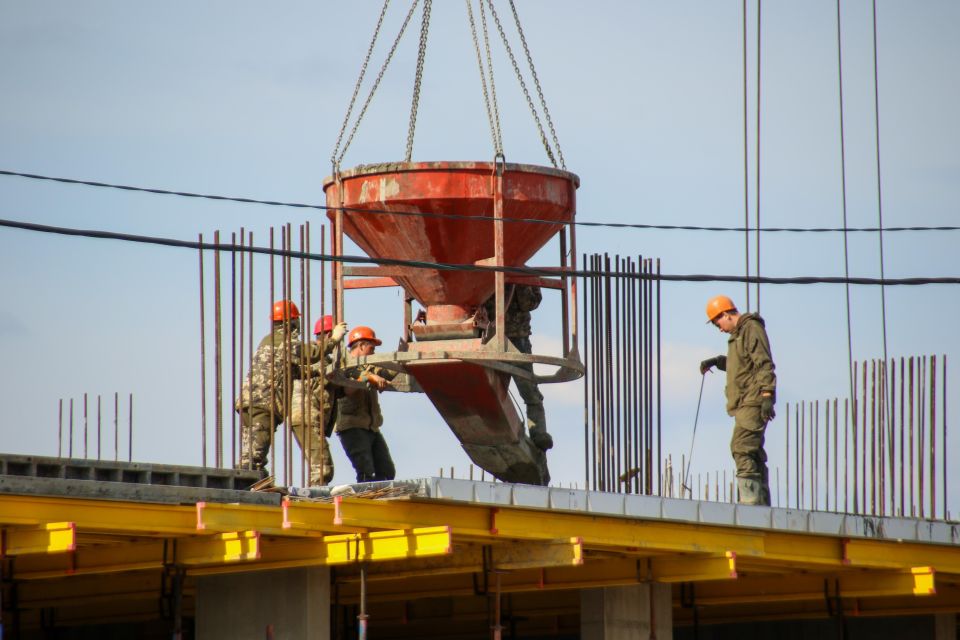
[1,2,957,514]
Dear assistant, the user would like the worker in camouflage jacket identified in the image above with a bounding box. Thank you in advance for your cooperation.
[236,301,346,477]
[700,295,777,505]
[289,314,345,485]
[333,326,399,482]
[483,284,552,452]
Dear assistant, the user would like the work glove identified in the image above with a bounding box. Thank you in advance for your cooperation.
[699,355,727,375]
[330,322,348,343]
[760,395,775,421]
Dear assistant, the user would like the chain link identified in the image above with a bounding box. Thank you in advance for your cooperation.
[465,0,502,156]
[405,0,432,162]
[507,0,565,170]
[331,0,392,173]
[336,0,422,170]
[479,0,503,156]
[484,0,557,168]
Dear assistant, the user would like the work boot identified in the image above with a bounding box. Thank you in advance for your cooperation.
[529,426,554,451]
[736,477,765,505]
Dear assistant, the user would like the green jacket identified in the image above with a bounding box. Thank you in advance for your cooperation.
[333,365,397,433]
[724,313,776,415]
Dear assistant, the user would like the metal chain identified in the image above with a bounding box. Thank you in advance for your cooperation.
[405,0,432,162]
[465,0,502,155]
[479,0,504,156]
[484,0,557,168]
[507,0,565,169]
[331,0,392,173]
[337,0,422,169]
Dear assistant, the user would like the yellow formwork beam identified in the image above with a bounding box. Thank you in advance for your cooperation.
[282,499,366,534]
[651,552,737,583]
[189,526,454,576]
[0,495,196,535]
[196,502,285,535]
[2,522,76,556]
[690,567,936,605]
[844,539,960,574]
[13,531,261,579]
[334,497,494,536]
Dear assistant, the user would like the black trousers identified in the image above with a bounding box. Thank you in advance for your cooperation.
[337,428,396,483]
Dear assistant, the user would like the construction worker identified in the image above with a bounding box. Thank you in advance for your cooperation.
[699,295,776,506]
[289,315,347,485]
[333,326,398,483]
[483,284,553,451]
[236,301,346,477]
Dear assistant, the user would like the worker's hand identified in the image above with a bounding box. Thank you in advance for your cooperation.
[365,373,388,391]
[699,355,726,374]
[760,395,775,421]
[330,322,347,343]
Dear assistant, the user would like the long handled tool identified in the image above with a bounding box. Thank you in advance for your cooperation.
[680,373,707,499]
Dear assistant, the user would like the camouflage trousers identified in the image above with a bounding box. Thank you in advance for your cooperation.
[290,380,335,485]
[510,337,546,431]
[730,405,771,505]
[238,408,279,472]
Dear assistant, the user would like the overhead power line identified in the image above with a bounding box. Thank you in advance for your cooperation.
[1,169,957,234]
[2,217,958,286]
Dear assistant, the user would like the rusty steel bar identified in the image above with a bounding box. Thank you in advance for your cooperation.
[919,356,926,518]
[237,227,245,470]
[871,359,877,515]
[285,223,294,486]
[900,357,905,516]
[850,361,860,513]
[604,254,613,491]
[58,398,63,458]
[114,392,118,462]
[633,258,642,494]
[943,355,948,520]
[889,360,896,515]
[614,256,622,489]
[198,233,208,468]
[878,360,885,515]
[930,354,936,519]
[269,227,276,477]
[656,258,662,497]
[619,257,629,492]
[214,230,223,468]
[646,259,655,495]
[582,252,589,489]
[83,393,88,459]
[844,398,849,513]
[569,217,579,361]
[786,402,790,508]
[97,395,102,461]
[589,254,599,490]
[825,398,830,511]
[909,356,915,516]
[68,398,74,458]
[300,223,309,488]
[247,231,254,470]
[794,402,799,509]
[128,393,133,462]
[231,231,238,469]
[814,399,819,510]
[861,360,867,514]
[833,398,838,511]
[800,401,805,509]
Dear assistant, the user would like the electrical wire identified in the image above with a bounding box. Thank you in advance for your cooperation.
[2,216,958,286]
[1,169,957,234]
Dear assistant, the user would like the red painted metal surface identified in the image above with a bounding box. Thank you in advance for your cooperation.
[323,161,578,309]
[325,161,579,484]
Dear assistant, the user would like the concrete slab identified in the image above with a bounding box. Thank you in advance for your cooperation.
[772,508,808,532]
[699,501,736,526]
[511,484,550,509]
[623,494,662,519]
[808,512,846,536]
[661,497,699,523]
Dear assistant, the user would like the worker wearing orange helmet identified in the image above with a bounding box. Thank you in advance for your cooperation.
[289,314,347,485]
[332,326,399,483]
[236,301,347,477]
[700,295,777,506]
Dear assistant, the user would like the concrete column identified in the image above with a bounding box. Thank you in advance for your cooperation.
[935,613,956,640]
[581,583,672,640]
[196,567,330,640]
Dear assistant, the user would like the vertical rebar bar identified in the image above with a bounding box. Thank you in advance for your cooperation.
[844,398,849,513]
[97,394,102,461]
[198,233,207,467]
[269,227,276,477]
[231,231,238,469]
[114,392,118,462]
[128,393,133,462]
[800,401,805,509]
[833,398,838,511]
[302,223,310,488]
[871,359,877,515]
[909,356,915,516]
[646,259,655,496]
[582,253,590,490]
[900,357,905,516]
[83,393,88,459]
[58,398,63,458]
[238,226,246,471]
[214,231,223,468]
[248,231,254,469]
[942,354,947,520]
[825,399,830,511]
[794,402,799,509]
[604,254,613,491]
[930,354,936,519]
[918,356,926,518]
[862,360,868,513]
[814,399,819,510]
[656,258,662,497]
[852,361,859,513]
[69,398,74,458]
[786,402,790,509]
[614,256,622,490]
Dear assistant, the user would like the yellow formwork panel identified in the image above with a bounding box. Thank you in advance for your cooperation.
[2,522,76,555]
[845,538,960,574]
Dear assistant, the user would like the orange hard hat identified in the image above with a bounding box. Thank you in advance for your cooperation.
[705,295,737,323]
[271,300,300,322]
[314,315,335,336]
[347,326,381,347]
